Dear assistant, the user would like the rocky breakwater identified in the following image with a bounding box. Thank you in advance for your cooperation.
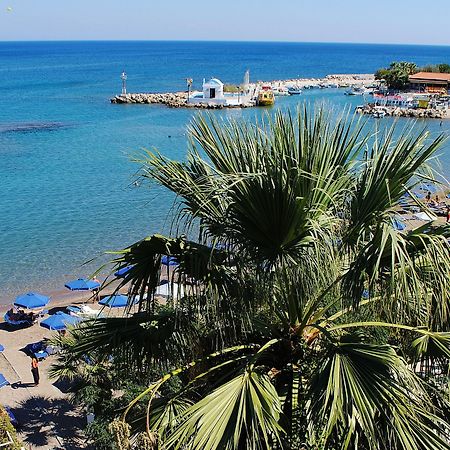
[356,104,447,119]
[110,92,238,109]
[111,92,188,107]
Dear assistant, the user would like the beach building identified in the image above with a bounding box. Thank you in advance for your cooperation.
[188,77,253,107]
[409,72,450,94]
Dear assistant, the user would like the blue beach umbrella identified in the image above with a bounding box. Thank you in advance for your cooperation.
[412,191,425,199]
[14,292,50,309]
[99,294,135,308]
[40,312,81,331]
[65,278,100,291]
[161,255,179,266]
[114,266,133,278]
[0,344,4,352]
[419,183,438,193]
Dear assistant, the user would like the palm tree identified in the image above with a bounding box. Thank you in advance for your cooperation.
[52,108,450,449]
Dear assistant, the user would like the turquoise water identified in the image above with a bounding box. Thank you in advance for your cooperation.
[1,41,449,304]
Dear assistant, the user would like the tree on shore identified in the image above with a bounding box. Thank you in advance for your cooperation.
[375,61,418,89]
[421,63,450,74]
[52,109,450,449]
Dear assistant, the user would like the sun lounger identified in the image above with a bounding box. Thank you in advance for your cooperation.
[413,212,435,222]
[0,373,9,388]
[67,304,103,318]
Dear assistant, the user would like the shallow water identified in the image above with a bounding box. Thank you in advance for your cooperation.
[0,41,449,304]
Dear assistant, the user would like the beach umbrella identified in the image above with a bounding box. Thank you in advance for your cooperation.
[412,191,425,199]
[419,183,438,193]
[14,292,50,309]
[0,344,4,352]
[161,255,179,266]
[99,294,131,308]
[114,266,133,278]
[40,312,81,331]
[65,278,100,291]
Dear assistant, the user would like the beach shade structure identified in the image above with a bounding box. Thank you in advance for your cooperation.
[14,292,50,310]
[161,255,179,266]
[99,294,131,308]
[418,183,438,193]
[0,373,9,389]
[65,278,101,291]
[391,217,406,231]
[114,266,133,278]
[0,344,4,352]
[40,311,81,331]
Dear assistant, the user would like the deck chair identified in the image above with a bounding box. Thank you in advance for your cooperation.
[0,373,9,388]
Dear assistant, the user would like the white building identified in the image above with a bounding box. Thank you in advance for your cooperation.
[188,77,253,107]
[203,78,224,100]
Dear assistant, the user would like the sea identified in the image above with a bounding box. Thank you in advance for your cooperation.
[1,41,450,304]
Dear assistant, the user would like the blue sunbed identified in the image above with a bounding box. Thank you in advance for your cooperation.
[0,373,9,388]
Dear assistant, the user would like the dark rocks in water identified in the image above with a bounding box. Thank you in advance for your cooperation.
[0,122,68,134]
[355,104,446,120]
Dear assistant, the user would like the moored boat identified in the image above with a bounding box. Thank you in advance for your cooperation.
[287,86,302,95]
[272,86,289,96]
[257,86,275,106]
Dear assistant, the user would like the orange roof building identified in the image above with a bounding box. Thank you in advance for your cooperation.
[409,72,450,94]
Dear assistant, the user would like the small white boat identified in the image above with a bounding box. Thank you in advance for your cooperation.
[345,87,365,96]
[287,86,302,95]
[272,86,290,96]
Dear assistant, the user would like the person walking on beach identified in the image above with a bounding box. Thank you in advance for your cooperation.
[92,275,101,302]
[31,357,40,386]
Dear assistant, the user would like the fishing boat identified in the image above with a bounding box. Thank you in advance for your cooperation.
[257,86,275,106]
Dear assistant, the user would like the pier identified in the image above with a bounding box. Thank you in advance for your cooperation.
[110,73,377,108]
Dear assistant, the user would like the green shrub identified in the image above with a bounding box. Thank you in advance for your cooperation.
[0,405,22,450]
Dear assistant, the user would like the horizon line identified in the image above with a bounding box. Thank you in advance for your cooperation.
[1,38,450,47]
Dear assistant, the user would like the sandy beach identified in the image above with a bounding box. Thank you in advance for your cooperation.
[0,283,136,449]
[0,302,93,449]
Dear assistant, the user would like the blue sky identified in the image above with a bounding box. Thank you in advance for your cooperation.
[1,0,450,45]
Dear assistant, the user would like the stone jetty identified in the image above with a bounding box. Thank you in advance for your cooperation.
[111,92,188,107]
[110,73,378,109]
[110,92,246,108]
[355,104,447,119]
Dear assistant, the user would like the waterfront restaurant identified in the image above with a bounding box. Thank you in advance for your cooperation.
[409,72,450,94]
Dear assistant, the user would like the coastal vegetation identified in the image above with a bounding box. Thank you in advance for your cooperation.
[375,61,418,89]
[51,109,450,449]
[375,61,450,89]
[0,405,22,450]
